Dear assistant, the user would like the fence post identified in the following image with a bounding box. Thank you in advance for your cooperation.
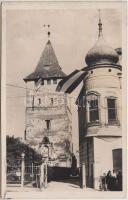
[44,163,47,188]
[40,163,44,190]
[21,153,25,188]
[32,163,33,182]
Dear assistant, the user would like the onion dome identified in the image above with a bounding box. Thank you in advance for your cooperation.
[85,11,119,66]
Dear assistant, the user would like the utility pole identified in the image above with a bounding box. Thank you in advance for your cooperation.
[82,163,86,188]
[80,162,86,188]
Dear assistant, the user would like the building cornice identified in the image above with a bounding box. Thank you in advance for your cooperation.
[82,63,122,72]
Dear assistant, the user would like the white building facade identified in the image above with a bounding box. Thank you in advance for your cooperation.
[78,17,122,189]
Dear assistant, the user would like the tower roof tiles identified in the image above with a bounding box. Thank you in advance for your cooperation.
[24,40,66,82]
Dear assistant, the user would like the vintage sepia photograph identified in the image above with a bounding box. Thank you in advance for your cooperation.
[1,1,127,199]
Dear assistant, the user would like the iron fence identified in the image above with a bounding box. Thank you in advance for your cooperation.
[7,160,41,188]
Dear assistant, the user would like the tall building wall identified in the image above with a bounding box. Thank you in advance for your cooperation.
[24,37,73,168]
[25,81,72,167]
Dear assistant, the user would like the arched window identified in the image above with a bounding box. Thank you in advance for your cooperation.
[86,92,100,124]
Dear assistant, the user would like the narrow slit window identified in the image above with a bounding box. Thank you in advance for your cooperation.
[47,80,51,85]
[51,98,54,105]
[38,98,41,105]
[53,79,57,84]
[45,120,51,130]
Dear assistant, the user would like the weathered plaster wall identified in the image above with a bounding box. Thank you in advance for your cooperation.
[25,82,72,167]
[93,136,122,190]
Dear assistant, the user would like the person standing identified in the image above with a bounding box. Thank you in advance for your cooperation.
[106,170,111,191]
[116,171,122,191]
[101,173,107,191]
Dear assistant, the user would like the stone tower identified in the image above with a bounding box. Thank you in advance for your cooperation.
[24,36,72,168]
[78,13,122,189]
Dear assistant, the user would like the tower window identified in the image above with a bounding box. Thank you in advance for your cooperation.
[51,98,54,105]
[38,98,41,105]
[45,120,51,130]
[108,69,112,72]
[47,80,51,85]
[87,93,99,124]
[53,79,57,84]
[89,99,99,123]
[107,98,117,124]
[41,80,44,85]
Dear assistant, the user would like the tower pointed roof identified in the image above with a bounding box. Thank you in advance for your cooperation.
[24,40,66,82]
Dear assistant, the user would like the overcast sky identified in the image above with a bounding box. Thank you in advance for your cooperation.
[6,8,122,151]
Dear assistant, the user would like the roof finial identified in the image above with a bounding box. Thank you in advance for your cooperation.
[43,24,51,40]
[98,9,102,37]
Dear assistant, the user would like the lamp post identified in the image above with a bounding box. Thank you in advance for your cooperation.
[43,145,49,189]
[21,152,25,188]
[82,162,86,188]
[38,140,50,189]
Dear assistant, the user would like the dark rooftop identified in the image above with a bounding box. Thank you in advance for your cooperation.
[24,40,66,82]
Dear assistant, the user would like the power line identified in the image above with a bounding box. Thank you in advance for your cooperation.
[6,83,34,91]
[7,96,26,99]
[6,83,79,100]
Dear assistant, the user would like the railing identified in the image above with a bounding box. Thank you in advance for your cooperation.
[7,159,22,185]
[7,162,41,187]
[6,157,49,190]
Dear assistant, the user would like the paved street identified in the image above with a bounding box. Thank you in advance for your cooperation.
[5,178,96,199]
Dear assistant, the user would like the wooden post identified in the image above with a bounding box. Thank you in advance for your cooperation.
[32,163,33,183]
[21,153,25,188]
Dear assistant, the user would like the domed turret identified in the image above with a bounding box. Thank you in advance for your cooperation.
[85,13,119,66]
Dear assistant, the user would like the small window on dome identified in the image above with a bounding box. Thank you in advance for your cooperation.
[91,71,93,74]
[108,69,112,72]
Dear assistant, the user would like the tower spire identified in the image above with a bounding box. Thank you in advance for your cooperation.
[98,9,102,37]
[43,24,51,40]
